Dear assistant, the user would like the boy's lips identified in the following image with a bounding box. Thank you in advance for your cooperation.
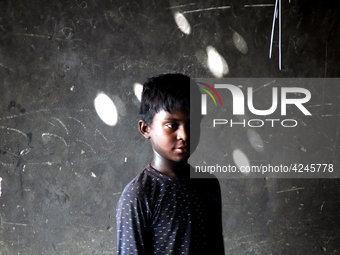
[175,146,188,153]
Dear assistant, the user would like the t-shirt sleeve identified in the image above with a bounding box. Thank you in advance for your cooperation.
[116,190,149,255]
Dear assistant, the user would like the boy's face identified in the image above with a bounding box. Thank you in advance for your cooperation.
[140,109,190,163]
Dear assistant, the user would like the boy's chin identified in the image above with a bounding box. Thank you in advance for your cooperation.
[172,156,189,163]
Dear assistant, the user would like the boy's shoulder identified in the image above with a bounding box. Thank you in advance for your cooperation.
[123,165,220,193]
[121,164,174,198]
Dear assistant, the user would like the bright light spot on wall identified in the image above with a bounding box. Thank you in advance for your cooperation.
[206,46,229,78]
[247,129,264,152]
[134,83,143,102]
[94,92,118,126]
[233,149,250,174]
[232,31,248,54]
[174,12,191,35]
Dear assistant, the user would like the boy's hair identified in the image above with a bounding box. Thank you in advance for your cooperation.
[139,73,190,125]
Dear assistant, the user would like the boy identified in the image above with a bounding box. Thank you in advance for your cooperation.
[116,74,224,254]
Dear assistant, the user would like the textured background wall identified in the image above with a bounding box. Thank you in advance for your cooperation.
[0,0,339,254]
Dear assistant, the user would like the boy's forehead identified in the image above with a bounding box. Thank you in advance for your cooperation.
[153,109,189,121]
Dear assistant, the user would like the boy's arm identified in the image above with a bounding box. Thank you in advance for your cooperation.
[215,180,225,255]
[207,178,225,255]
[116,191,149,255]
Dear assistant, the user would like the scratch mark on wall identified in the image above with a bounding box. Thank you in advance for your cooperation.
[269,0,291,70]
[60,27,75,40]
[322,114,340,117]
[26,162,54,166]
[14,33,82,42]
[104,12,116,31]
[20,148,30,156]
[3,222,28,227]
[1,161,53,167]
[75,0,88,8]
[118,6,125,17]
[297,118,306,127]
[42,133,69,146]
[75,172,92,185]
[244,4,274,7]
[0,177,2,197]
[0,63,15,72]
[0,108,92,121]
[75,139,96,154]
[0,161,14,166]
[252,80,276,92]
[277,187,305,193]
[167,3,196,9]
[181,3,273,15]
[0,215,28,227]
[67,117,86,129]
[95,129,109,143]
[307,103,332,108]
[269,0,279,59]
[182,6,231,14]
[0,126,29,140]
[320,201,325,214]
[51,117,69,134]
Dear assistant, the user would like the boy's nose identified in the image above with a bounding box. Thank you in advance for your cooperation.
[177,126,189,141]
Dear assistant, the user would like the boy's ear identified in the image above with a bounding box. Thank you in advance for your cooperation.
[138,120,151,139]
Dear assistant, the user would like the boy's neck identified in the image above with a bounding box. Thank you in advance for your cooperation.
[151,156,189,179]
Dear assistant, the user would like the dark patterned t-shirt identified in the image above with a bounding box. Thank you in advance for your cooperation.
[116,164,224,255]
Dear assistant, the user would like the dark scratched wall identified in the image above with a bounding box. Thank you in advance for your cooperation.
[0,0,339,254]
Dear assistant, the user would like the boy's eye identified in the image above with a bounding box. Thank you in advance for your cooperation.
[166,123,178,129]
